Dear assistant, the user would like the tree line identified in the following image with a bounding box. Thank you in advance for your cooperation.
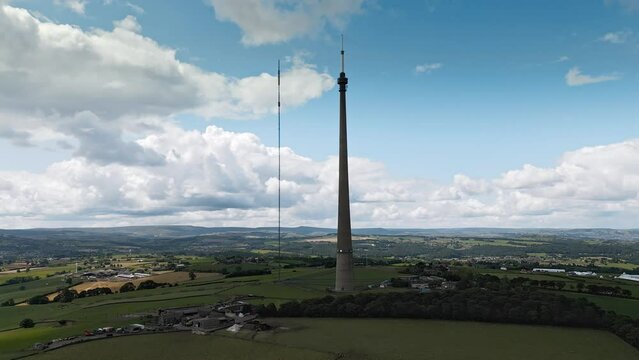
[257,274,639,350]
[19,280,171,305]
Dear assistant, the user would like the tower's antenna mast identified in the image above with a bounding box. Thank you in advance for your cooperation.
[277,59,281,282]
[341,34,345,73]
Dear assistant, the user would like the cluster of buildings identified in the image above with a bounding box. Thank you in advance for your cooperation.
[81,270,150,281]
[33,299,271,353]
[531,268,602,277]
[157,300,269,334]
[377,275,457,293]
[531,268,566,273]
[33,324,148,351]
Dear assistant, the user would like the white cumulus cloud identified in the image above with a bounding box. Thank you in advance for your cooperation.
[565,67,620,86]
[54,0,87,14]
[208,0,365,45]
[0,5,334,165]
[599,30,632,44]
[415,63,442,74]
[2,124,639,228]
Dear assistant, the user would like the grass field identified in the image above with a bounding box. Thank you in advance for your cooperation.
[33,318,639,360]
[0,265,74,283]
[559,292,639,318]
[480,268,639,297]
[34,332,333,360]
[0,266,399,359]
[5,265,639,360]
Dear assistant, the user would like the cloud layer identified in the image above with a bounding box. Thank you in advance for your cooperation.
[208,0,365,45]
[1,4,637,229]
[2,123,639,228]
[0,5,334,165]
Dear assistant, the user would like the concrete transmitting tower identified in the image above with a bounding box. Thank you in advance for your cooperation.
[335,37,354,292]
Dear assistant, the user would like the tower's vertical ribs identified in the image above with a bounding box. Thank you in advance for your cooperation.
[335,36,354,292]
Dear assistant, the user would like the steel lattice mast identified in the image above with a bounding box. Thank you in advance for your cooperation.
[277,60,281,282]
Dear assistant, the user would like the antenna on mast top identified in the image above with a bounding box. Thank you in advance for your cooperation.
[277,59,281,282]
[340,34,345,73]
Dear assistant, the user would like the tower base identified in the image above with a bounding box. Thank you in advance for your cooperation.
[334,251,354,292]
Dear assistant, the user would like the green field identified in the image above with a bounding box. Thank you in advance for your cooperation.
[33,332,333,360]
[560,292,639,319]
[33,318,639,360]
[4,265,639,360]
[0,266,74,283]
[480,268,639,297]
[0,266,398,359]
[0,277,75,304]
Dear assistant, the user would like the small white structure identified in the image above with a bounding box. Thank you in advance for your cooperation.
[226,324,242,333]
[532,268,565,273]
[617,273,639,282]
[133,273,151,278]
[117,273,135,279]
[500,267,508,271]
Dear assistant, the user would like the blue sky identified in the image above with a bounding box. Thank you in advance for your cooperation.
[0,0,638,228]
[5,0,639,180]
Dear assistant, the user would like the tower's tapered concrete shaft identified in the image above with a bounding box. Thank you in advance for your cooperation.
[335,39,354,292]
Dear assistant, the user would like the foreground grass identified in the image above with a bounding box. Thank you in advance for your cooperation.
[34,332,333,360]
[34,318,639,360]
[256,318,639,360]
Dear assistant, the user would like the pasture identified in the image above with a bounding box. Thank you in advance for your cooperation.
[33,318,639,360]
[0,266,398,359]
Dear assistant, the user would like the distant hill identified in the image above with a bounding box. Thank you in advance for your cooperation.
[2,225,639,259]
[2,226,639,241]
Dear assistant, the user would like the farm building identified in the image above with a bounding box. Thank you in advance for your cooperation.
[617,273,639,282]
[192,317,231,334]
[570,271,597,277]
[158,305,217,326]
[532,268,565,273]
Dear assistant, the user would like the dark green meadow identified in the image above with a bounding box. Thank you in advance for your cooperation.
[33,318,639,360]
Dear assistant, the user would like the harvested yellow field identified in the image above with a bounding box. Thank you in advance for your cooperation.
[70,271,221,292]
[46,292,61,301]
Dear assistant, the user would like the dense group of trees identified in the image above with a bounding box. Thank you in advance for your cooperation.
[258,290,608,326]
[225,269,272,278]
[77,287,113,298]
[257,274,639,350]
[19,318,35,328]
[119,282,136,293]
[1,276,40,286]
[17,280,172,306]
[27,287,116,305]
[53,289,77,303]
[508,278,566,291]
[136,280,166,290]
[27,295,50,305]
[584,284,632,297]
